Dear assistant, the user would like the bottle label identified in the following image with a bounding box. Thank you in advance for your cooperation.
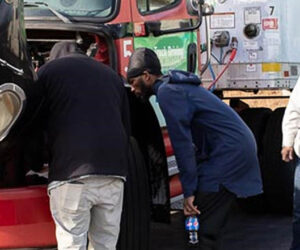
[188,231,199,245]
[185,216,199,231]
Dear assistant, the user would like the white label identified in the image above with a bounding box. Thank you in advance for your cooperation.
[249,52,258,60]
[264,32,281,46]
[246,64,257,72]
[262,33,280,59]
[244,40,259,51]
[244,7,261,24]
[210,13,235,29]
[123,40,132,58]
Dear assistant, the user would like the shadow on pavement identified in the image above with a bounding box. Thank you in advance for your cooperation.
[150,205,292,250]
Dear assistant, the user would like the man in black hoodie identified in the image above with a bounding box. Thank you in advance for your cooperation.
[37,42,130,250]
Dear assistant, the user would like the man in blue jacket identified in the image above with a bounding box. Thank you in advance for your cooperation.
[127,48,263,250]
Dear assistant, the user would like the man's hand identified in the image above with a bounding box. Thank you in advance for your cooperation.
[184,196,201,216]
[281,146,294,162]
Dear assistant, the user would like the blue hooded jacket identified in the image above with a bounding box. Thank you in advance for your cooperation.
[153,70,263,198]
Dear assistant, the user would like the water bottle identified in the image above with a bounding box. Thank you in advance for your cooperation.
[185,215,199,247]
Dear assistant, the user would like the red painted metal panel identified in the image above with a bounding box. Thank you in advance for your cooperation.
[109,0,132,24]
[115,37,134,77]
[130,0,191,22]
[0,186,56,248]
[169,174,183,198]
[0,223,56,248]
[162,129,174,157]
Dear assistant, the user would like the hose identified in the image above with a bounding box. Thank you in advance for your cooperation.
[207,48,237,91]
[210,52,222,65]
[208,63,216,92]
[222,49,232,64]
[219,47,223,64]
[208,63,216,80]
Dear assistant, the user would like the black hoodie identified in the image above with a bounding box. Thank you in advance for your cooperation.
[37,42,130,182]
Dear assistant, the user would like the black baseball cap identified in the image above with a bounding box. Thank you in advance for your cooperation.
[127,48,162,81]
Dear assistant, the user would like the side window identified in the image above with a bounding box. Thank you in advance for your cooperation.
[138,0,178,14]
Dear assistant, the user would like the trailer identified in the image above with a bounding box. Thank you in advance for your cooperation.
[198,0,300,213]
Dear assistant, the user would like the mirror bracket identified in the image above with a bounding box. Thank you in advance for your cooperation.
[0,58,24,76]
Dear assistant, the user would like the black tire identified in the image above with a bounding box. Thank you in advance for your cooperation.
[117,137,150,250]
[262,107,296,214]
[126,89,170,223]
[237,108,272,213]
[239,108,272,156]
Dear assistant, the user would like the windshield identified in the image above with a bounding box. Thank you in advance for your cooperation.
[24,0,114,18]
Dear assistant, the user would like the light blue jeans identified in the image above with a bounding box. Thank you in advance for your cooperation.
[291,158,300,250]
[49,176,124,250]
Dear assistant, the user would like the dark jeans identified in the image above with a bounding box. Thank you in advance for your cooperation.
[193,187,236,250]
[291,158,300,250]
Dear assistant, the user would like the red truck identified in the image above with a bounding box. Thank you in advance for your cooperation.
[0,0,204,248]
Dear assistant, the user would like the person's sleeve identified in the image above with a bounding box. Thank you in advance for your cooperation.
[158,86,197,198]
[282,79,300,147]
[20,67,47,173]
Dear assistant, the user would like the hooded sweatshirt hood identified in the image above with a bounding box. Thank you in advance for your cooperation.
[49,41,84,61]
[152,70,201,95]
[168,70,201,86]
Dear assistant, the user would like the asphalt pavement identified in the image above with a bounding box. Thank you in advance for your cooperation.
[18,204,293,250]
[150,204,293,250]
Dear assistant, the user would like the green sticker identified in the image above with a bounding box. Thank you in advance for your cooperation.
[134,32,197,73]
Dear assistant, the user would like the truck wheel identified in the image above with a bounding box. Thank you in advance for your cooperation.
[239,108,272,156]
[262,108,296,214]
[238,108,272,213]
[117,137,150,250]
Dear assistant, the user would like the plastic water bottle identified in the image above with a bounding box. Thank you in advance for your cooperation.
[185,215,199,247]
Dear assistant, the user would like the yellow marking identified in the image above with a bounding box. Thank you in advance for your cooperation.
[262,63,281,72]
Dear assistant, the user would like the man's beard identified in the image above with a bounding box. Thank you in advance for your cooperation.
[137,78,154,102]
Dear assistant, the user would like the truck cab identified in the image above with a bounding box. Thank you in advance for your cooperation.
[0,0,204,248]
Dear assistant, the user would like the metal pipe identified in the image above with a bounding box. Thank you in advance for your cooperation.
[200,16,211,75]
[0,58,24,76]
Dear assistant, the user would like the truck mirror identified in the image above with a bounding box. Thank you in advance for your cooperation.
[0,83,26,142]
